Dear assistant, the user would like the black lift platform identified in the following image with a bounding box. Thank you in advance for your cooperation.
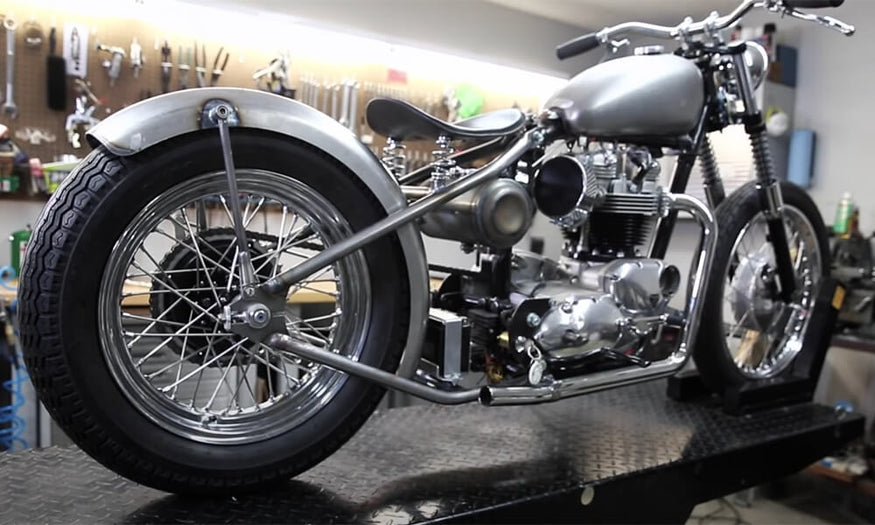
[0,380,863,524]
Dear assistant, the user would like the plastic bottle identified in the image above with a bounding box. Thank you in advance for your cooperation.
[833,192,855,238]
[9,225,31,278]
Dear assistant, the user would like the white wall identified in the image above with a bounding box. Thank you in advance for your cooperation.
[188,0,596,79]
[751,2,875,433]
[743,3,870,227]
[793,2,872,230]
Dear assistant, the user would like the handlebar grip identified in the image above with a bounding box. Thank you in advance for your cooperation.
[783,0,844,8]
[556,33,601,60]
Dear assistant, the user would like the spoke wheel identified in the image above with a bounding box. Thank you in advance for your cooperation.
[99,170,370,444]
[18,131,411,494]
[693,181,830,394]
[721,206,821,378]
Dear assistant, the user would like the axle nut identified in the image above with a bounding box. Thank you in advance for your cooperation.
[247,305,271,329]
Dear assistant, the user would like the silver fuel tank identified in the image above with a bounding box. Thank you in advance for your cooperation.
[545,54,704,138]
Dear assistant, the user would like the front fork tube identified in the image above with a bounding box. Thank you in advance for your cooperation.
[699,135,726,209]
[731,49,796,301]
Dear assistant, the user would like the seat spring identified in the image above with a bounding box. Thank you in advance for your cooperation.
[382,138,407,179]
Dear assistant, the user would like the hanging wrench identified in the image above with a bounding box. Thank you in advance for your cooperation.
[3,16,18,118]
[339,79,351,128]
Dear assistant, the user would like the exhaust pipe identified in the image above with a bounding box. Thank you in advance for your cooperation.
[269,193,716,408]
[479,354,683,406]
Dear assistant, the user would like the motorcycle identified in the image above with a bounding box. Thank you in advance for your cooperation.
[18,0,853,494]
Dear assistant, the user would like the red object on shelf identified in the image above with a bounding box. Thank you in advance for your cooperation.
[387,68,407,84]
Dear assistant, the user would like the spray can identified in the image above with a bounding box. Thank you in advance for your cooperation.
[833,192,855,238]
[9,226,31,277]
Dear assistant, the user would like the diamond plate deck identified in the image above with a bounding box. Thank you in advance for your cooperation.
[0,380,863,523]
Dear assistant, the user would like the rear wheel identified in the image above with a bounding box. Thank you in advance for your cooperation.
[18,131,410,493]
[693,181,829,394]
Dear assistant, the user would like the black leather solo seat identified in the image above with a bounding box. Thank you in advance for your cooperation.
[366,98,526,141]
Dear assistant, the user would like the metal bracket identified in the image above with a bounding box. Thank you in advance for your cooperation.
[201,98,240,129]
[759,180,785,218]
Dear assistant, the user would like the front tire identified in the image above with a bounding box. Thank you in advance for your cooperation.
[693,181,829,395]
[18,131,410,494]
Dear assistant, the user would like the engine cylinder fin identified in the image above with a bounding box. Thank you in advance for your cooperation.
[588,212,655,254]
[595,193,660,215]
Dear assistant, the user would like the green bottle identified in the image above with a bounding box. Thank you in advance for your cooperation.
[10,225,31,278]
[833,192,855,238]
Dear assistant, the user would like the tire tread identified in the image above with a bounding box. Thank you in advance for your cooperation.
[18,138,410,494]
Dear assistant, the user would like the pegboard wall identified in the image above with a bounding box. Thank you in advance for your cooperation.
[0,0,548,187]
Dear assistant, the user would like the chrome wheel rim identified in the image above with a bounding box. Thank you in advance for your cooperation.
[722,205,821,379]
[98,170,370,444]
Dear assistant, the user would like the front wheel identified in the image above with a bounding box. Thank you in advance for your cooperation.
[693,181,830,395]
[18,131,411,494]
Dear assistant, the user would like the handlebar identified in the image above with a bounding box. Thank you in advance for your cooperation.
[556,33,600,60]
[556,0,854,60]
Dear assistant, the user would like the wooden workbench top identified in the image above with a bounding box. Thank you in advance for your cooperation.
[2,277,445,308]
[1,279,17,303]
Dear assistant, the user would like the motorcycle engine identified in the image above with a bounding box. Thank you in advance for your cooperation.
[510,143,678,369]
[509,252,679,363]
[532,143,664,258]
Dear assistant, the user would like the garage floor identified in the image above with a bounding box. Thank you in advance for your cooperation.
[689,477,872,524]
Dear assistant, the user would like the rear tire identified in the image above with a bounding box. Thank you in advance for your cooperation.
[18,131,410,494]
[693,181,829,395]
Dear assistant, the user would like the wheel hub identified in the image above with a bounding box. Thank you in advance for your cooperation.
[731,244,779,330]
[150,227,277,365]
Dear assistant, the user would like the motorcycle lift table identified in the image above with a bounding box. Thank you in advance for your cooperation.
[0,379,863,524]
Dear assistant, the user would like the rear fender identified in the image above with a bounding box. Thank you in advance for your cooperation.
[86,87,428,377]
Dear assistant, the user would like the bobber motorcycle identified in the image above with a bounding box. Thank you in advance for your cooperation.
[18,0,853,494]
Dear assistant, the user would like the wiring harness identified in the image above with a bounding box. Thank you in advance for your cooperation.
[1,266,29,451]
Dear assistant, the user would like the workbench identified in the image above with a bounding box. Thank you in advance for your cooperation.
[0,279,16,303]
[0,380,862,523]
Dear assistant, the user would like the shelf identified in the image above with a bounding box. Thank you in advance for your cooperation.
[0,193,50,203]
[832,334,875,355]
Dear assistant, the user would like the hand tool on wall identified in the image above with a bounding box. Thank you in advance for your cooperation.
[322,79,333,113]
[177,46,190,90]
[209,47,229,87]
[253,51,293,97]
[330,83,339,120]
[3,16,18,119]
[130,37,143,78]
[160,40,172,93]
[348,81,360,135]
[95,42,126,86]
[194,42,206,88]
[14,128,56,145]
[23,20,44,49]
[47,27,66,110]
[300,75,310,104]
[339,79,351,128]
[65,79,101,148]
[63,24,88,78]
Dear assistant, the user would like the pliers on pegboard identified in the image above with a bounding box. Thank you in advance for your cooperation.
[194,42,207,88]
[210,47,230,87]
[160,40,172,94]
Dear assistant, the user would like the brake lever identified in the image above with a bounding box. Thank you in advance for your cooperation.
[786,8,855,35]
